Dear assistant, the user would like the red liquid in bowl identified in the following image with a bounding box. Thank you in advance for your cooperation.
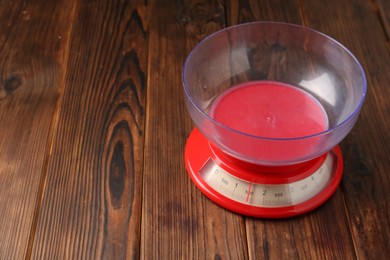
[210,81,328,163]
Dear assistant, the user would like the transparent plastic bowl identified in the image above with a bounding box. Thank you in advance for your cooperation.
[183,22,366,166]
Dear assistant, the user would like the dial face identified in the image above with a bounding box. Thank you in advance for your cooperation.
[199,153,335,208]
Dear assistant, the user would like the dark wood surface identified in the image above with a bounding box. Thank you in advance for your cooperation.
[0,0,388,259]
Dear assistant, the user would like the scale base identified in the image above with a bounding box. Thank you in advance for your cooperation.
[185,128,343,218]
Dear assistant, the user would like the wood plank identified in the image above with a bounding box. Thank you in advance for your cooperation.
[244,191,356,259]
[141,0,248,258]
[228,0,357,259]
[297,0,390,258]
[375,0,390,39]
[30,0,148,258]
[227,0,306,24]
[0,0,75,259]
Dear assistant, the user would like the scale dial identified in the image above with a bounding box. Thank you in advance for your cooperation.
[200,154,333,207]
[185,128,343,218]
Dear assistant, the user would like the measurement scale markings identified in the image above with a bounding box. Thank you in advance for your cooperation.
[199,155,334,207]
[232,182,239,195]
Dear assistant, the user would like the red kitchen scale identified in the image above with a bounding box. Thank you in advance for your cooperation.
[183,22,366,218]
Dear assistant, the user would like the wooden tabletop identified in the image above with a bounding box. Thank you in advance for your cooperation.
[1,0,389,259]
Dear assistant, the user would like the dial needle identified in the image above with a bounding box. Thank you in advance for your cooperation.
[246,182,253,203]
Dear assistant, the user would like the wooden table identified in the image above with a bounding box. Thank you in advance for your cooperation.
[0,0,389,259]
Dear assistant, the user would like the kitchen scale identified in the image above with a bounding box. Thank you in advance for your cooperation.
[183,22,366,218]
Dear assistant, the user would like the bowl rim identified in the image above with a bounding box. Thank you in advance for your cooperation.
[182,21,367,141]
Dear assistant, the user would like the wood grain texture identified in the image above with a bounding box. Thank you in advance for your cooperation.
[228,0,304,24]
[141,0,248,258]
[297,0,390,258]
[0,0,388,259]
[245,190,356,260]
[0,0,75,259]
[30,0,148,259]
[375,0,390,39]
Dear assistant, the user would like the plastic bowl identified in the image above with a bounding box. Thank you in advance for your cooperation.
[183,22,366,165]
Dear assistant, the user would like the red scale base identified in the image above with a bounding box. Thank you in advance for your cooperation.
[185,128,344,218]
